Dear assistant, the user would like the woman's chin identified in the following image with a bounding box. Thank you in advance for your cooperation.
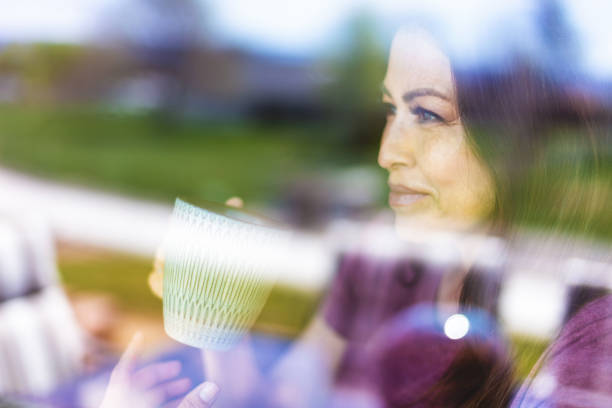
[393,210,487,239]
[393,210,442,239]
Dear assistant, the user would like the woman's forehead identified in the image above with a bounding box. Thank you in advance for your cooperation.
[384,28,454,98]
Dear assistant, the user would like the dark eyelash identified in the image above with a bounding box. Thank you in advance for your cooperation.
[410,106,444,124]
[382,102,397,116]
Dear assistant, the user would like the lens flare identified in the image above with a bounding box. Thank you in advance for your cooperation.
[444,313,470,340]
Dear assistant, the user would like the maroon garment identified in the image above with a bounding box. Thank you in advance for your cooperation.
[323,252,444,387]
[511,295,612,407]
[323,252,510,407]
[365,306,465,407]
[365,305,507,408]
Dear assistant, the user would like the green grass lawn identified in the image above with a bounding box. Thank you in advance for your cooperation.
[58,247,162,316]
[510,335,549,380]
[0,104,376,206]
[58,247,321,338]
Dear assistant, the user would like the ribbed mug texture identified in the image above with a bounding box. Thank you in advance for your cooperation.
[163,199,284,349]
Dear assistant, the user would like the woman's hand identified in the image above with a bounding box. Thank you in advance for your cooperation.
[201,335,263,407]
[100,332,219,408]
[148,246,165,299]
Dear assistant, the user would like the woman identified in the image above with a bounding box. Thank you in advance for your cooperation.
[144,23,607,408]
[335,26,609,408]
[314,27,513,407]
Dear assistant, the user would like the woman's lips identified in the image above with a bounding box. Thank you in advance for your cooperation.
[388,183,429,207]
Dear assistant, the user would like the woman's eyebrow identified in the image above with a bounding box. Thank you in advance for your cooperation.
[403,88,450,102]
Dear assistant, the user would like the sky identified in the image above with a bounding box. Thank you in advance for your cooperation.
[0,0,611,79]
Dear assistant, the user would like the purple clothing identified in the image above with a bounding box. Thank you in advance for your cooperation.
[323,252,509,407]
[511,295,612,408]
[366,305,506,407]
[323,252,443,387]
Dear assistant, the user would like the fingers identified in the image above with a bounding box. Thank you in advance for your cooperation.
[113,331,144,377]
[151,377,193,403]
[149,246,165,298]
[202,335,259,395]
[148,269,164,298]
[225,197,244,209]
[104,334,202,408]
[177,382,219,408]
[132,360,182,389]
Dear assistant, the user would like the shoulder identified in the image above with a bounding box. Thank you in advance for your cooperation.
[512,295,612,407]
[548,294,612,360]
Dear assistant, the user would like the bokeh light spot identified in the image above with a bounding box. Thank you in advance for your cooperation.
[444,313,470,340]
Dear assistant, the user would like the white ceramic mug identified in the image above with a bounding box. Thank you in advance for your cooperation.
[163,198,287,349]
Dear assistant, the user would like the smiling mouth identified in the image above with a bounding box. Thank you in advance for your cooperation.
[388,184,429,208]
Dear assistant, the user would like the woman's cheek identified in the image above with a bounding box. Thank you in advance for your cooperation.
[421,127,467,186]
[426,135,495,220]
[420,128,493,219]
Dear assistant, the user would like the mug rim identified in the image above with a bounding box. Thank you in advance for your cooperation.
[174,197,287,231]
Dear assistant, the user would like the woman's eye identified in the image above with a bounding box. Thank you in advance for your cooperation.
[382,102,397,117]
[411,107,443,124]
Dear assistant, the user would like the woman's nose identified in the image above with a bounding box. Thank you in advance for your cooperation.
[378,120,416,170]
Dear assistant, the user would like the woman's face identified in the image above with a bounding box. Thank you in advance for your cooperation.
[380,28,495,232]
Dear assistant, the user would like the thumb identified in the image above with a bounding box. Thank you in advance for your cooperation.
[178,382,219,408]
[114,331,144,375]
[225,197,244,209]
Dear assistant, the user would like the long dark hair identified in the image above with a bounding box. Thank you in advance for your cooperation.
[401,16,605,406]
[454,65,602,240]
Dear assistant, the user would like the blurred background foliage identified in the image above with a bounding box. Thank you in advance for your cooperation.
[0,105,371,204]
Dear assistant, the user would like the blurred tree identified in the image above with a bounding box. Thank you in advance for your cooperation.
[0,43,88,103]
[100,0,207,118]
[321,11,387,149]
